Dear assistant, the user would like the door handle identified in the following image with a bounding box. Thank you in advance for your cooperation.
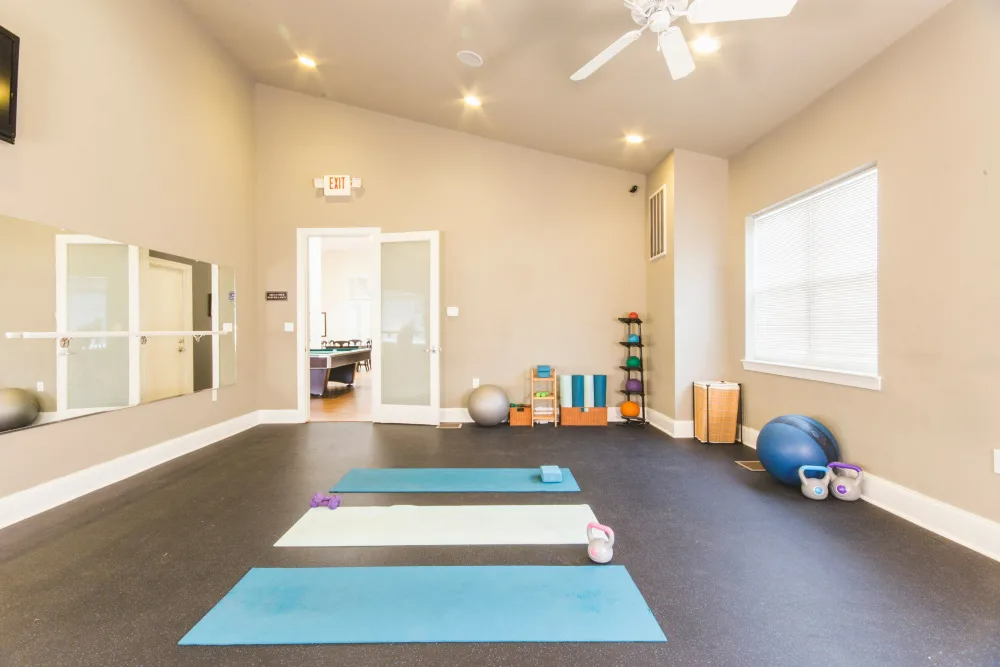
[425,346,439,354]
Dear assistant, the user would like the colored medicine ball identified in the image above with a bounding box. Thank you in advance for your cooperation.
[626,356,641,368]
[756,415,841,486]
[620,401,641,418]
[625,379,643,393]
[627,333,640,344]
[628,312,639,319]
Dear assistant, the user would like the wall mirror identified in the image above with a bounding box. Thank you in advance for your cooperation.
[0,215,237,434]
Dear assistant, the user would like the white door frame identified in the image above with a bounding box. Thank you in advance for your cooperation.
[55,234,141,417]
[375,231,441,426]
[295,227,382,423]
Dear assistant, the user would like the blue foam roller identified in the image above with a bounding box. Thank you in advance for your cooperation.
[540,466,562,483]
[571,375,584,408]
[594,375,607,408]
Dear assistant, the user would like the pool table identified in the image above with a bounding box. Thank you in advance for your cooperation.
[310,348,371,397]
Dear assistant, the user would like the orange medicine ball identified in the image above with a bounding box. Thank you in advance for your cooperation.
[628,312,639,319]
[620,401,641,419]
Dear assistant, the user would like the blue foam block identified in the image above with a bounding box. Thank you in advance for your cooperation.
[540,465,562,483]
[179,566,667,645]
[331,467,580,493]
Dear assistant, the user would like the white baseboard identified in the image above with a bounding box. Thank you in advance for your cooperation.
[645,409,693,438]
[258,409,305,424]
[738,423,998,562]
[0,411,260,531]
[861,474,1000,562]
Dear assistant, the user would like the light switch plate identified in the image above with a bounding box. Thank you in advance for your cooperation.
[284,322,295,332]
[472,378,480,389]
[994,449,1000,474]
[36,381,44,392]
[447,306,460,317]
[212,389,218,402]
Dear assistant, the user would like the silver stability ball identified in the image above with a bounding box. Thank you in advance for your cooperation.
[467,384,509,427]
[0,388,40,433]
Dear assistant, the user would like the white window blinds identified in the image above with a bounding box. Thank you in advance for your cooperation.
[748,166,878,376]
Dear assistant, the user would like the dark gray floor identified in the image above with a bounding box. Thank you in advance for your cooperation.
[1,423,998,667]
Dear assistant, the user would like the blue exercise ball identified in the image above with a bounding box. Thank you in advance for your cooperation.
[757,415,840,486]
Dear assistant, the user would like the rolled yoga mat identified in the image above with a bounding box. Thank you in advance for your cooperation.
[275,504,599,547]
[179,566,667,645]
[571,375,584,408]
[583,375,595,408]
[331,468,580,493]
[559,375,572,408]
[594,375,607,407]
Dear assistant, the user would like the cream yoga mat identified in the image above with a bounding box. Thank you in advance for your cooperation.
[275,504,599,547]
[583,375,595,408]
[559,374,573,408]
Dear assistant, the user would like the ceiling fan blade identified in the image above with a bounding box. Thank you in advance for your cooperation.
[659,27,695,80]
[570,29,643,81]
[687,0,798,24]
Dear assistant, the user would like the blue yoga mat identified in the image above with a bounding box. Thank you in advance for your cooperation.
[179,566,666,645]
[331,467,580,493]
[594,375,607,407]
[572,375,584,407]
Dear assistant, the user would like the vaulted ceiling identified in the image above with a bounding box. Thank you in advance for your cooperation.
[182,0,953,172]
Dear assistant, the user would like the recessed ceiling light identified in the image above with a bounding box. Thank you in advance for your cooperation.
[297,55,317,68]
[625,134,644,144]
[690,35,720,55]
[464,95,483,107]
[457,50,484,68]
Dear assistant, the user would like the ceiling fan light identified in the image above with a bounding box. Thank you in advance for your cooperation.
[691,35,720,54]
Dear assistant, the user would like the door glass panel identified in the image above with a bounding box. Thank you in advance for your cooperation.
[381,241,430,406]
[65,243,130,409]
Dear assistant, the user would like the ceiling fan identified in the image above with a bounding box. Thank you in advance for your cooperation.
[570,0,798,82]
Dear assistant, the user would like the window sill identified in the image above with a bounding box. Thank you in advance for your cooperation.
[741,360,882,391]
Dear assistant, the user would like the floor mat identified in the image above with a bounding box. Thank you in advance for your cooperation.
[274,504,598,547]
[179,566,666,645]
[331,467,580,493]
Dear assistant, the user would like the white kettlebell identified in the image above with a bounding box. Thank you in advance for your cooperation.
[587,522,615,564]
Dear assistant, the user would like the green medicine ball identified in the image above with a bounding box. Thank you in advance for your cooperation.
[626,356,641,368]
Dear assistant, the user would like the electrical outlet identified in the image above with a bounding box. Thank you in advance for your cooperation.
[36,381,44,392]
[994,449,1000,475]
[472,378,480,389]
[284,322,295,332]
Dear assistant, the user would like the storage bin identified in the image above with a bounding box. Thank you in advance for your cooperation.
[693,382,740,443]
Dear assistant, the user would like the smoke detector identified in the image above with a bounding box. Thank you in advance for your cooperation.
[457,50,484,67]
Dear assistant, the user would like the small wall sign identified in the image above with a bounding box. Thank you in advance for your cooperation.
[265,291,288,301]
[313,175,363,197]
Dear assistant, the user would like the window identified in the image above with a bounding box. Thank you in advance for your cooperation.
[744,165,879,390]
[649,185,666,260]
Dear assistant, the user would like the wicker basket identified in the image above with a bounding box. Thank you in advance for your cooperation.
[561,407,608,427]
[509,406,532,427]
[693,382,740,444]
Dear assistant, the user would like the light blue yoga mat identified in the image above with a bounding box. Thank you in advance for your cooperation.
[331,467,580,493]
[179,566,666,645]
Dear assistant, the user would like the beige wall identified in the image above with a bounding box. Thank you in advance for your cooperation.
[673,151,729,421]
[321,248,374,343]
[255,85,646,409]
[726,0,1000,522]
[644,150,728,421]
[0,216,57,411]
[644,154,676,415]
[0,0,257,497]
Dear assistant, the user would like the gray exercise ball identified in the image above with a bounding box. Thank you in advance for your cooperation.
[467,384,509,427]
[0,388,40,433]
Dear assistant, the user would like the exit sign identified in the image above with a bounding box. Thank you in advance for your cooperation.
[313,174,362,197]
[323,175,350,196]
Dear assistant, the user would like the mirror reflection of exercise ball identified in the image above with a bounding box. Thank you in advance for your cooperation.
[0,388,40,433]
[467,385,509,427]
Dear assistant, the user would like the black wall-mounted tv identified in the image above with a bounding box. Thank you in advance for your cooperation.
[0,23,19,145]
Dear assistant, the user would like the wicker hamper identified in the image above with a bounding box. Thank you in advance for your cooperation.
[693,381,741,444]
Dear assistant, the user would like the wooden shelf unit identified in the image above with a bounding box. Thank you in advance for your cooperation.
[530,367,558,427]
